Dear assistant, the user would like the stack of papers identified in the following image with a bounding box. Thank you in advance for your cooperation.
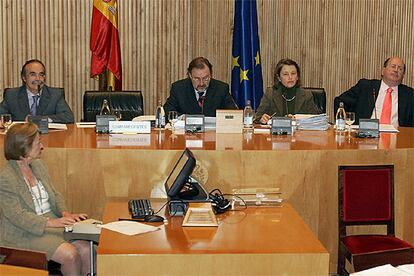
[295,114,329,131]
[351,264,414,275]
[205,116,216,129]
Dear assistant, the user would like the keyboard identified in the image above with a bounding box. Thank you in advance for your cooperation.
[128,199,154,219]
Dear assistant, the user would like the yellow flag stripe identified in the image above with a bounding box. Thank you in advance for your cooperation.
[93,0,118,28]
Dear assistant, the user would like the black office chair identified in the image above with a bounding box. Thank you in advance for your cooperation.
[83,91,144,121]
[303,87,326,114]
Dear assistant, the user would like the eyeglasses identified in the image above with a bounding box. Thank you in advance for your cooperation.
[387,64,405,73]
[190,76,211,83]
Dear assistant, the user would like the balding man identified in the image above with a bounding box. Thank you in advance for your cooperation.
[334,56,414,127]
[0,59,74,123]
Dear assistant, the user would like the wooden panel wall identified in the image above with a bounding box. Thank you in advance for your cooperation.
[0,0,413,121]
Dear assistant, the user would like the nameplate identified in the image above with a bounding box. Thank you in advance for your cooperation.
[216,110,243,133]
[357,119,379,138]
[109,121,151,134]
[271,117,292,135]
[185,114,205,133]
[28,115,48,134]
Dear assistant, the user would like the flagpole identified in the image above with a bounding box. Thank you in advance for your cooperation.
[98,70,108,91]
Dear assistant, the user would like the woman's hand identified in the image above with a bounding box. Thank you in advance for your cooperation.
[46,211,88,228]
[260,114,271,124]
[46,216,77,228]
[62,211,88,222]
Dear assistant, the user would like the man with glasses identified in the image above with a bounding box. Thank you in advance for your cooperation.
[334,56,414,127]
[0,59,74,123]
[164,57,237,117]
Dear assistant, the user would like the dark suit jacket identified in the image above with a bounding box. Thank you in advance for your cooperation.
[255,86,320,123]
[0,160,67,257]
[163,78,237,117]
[334,79,414,127]
[0,85,74,123]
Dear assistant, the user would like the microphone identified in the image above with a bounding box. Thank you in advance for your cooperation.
[372,88,377,119]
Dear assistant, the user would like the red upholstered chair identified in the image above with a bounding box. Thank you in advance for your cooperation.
[337,165,414,275]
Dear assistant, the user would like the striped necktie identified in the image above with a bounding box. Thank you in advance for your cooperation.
[30,95,40,116]
[197,92,205,108]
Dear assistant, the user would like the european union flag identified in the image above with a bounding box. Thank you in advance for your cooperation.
[231,0,263,110]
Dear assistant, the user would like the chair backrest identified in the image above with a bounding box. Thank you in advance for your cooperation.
[83,91,144,122]
[302,87,326,113]
[0,246,47,270]
[338,165,394,237]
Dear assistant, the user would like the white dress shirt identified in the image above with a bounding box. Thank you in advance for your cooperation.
[371,80,399,127]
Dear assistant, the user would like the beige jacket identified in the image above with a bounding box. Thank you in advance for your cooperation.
[0,159,66,247]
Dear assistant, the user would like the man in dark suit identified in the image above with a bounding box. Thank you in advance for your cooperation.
[334,56,414,127]
[0,59,74,123]
[164,57,237,117]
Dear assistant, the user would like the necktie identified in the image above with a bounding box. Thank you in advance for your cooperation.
[380,88,392,124]
[197,92,205,108]
[30,95,40,116]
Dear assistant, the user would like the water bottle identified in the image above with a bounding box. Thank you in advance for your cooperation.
[243,100,254,128]
[335,102,346,132]
[100,99,111,115]
[155,100,165,129]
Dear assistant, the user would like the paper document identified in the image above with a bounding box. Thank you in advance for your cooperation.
[76,122,96,128]
[379,124,399,132]
[351,264,413,276]
[205,116,216,129]
[99,221,161,236]
[398,264,414,275]
[295,114,329,131]
[132,115,155,121]
[49,123,67,130]
[254,128,270,134]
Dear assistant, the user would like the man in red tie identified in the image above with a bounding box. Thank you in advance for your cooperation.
[334,56,414,127]
[164,57,237,118]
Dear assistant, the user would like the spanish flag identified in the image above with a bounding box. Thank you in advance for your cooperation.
[90,0,122,90]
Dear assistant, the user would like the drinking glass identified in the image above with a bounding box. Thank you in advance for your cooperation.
[168,111,178,132]
[1,114,12,131]
[345,112,355,133]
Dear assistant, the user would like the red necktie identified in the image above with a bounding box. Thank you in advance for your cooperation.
[380,88,392,124]
[197,92,205,108]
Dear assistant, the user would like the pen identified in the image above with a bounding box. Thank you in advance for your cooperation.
[269,112,277,118]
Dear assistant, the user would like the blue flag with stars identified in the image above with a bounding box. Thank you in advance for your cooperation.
[231,0,263,110]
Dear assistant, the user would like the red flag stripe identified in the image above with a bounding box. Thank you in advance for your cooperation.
[90,0,122,89]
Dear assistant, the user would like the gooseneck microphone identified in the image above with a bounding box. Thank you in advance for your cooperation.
[372,88,377,119]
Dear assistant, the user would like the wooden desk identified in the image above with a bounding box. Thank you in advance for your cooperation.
[0,264,47,276]
[0,125,413,272]
[97,202,329,275]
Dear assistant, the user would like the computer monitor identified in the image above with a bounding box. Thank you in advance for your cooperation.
[164,148,196,198]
